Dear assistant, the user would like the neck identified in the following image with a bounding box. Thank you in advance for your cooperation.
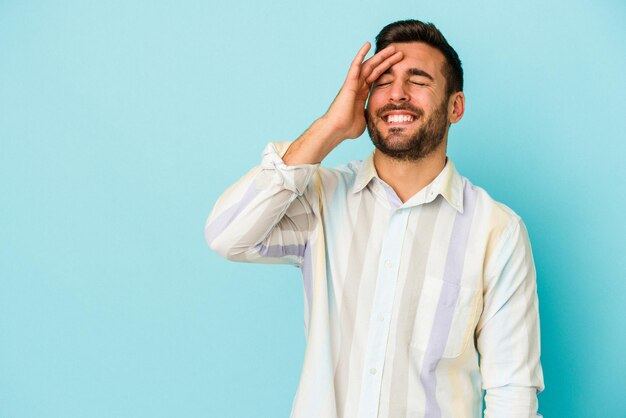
[373,143,448,203]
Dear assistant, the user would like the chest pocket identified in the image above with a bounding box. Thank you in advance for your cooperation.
[410,276,481,358]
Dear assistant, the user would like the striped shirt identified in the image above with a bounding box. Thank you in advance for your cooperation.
[206,142,544,418]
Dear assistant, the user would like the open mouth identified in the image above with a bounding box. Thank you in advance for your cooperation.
[382,112,418,126]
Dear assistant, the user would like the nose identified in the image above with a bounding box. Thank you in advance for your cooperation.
[389,79,409,102]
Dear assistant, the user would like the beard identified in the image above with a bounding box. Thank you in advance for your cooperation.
[365,99,449,162]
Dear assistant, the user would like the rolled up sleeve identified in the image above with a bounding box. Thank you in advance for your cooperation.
[205,142,319,265]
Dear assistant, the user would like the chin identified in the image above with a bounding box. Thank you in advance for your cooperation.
[382,128,418,143]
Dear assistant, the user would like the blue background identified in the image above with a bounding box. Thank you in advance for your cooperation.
[1,1,624,417]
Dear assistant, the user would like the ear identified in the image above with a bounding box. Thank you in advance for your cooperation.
[448,91,465,124]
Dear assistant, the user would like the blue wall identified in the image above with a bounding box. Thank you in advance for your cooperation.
[1,1,624,416]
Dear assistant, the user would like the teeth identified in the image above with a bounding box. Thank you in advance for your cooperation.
[386,114,415,123]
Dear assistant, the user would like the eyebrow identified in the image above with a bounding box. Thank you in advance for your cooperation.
[381,67,434,81]
[408,68,434,80]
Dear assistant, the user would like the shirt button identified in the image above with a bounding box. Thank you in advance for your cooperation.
[378,314,385,322]
[384,259,393,269]
[370,368,377,375]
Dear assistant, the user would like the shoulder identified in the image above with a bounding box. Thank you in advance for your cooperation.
[459,177,535,282]
[462,176,523,239]
[320,159,364,176]
[314,159,367,190]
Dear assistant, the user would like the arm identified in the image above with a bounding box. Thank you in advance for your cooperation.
[205,43,403,264]
[477,219,545,417]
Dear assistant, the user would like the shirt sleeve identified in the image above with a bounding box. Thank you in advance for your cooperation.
[477,218,545,418]
[205,142,319,266]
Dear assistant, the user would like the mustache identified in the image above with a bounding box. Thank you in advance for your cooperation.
[375,104,424,118]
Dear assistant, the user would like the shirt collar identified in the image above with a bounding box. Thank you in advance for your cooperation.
[351,152,465,213]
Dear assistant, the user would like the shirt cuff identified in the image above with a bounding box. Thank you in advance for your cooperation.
[260,142,319,195]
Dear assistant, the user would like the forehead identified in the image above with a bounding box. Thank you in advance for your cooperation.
[385,42,446,79]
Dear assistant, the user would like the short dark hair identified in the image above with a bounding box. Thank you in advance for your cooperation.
[375,19,463,97]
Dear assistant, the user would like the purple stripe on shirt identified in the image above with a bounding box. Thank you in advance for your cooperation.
[205,180,260,245]
[301,243,313,316]
[421,180,478,418]
[255,243,307,258]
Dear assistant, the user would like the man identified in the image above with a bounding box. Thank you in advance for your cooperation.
[206,19,544,418]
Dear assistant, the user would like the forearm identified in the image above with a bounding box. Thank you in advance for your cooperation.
[282,117,344,165]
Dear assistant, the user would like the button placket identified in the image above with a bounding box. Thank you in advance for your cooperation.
[356,209,411,417]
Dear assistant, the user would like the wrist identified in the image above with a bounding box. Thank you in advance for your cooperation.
[282,118,344,166]
[313,116,347,148]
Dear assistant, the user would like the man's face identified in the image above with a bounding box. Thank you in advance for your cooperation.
[365,42,452,161]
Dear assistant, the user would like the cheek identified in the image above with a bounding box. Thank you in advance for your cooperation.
[366,93,385,114]
[368,86,387,101]
[411,90,434,106]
